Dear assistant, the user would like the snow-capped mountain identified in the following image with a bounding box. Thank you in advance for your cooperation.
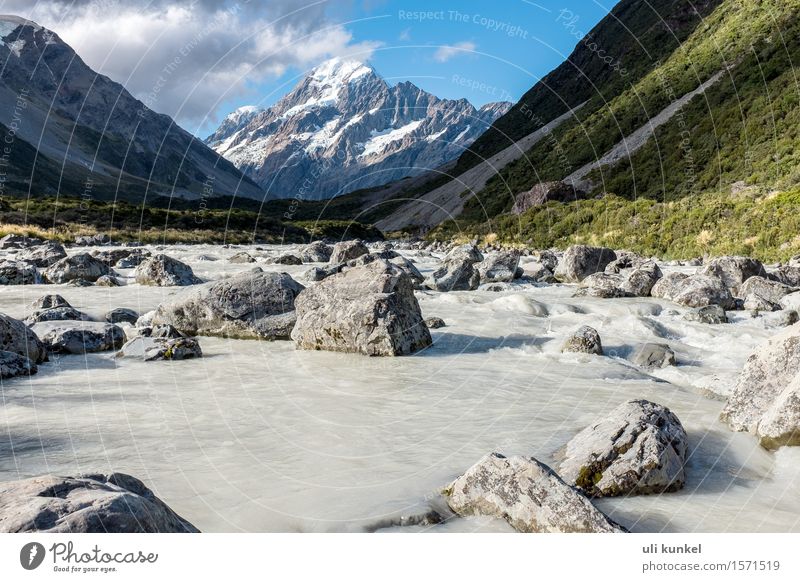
[207,58,511,199]
[0,15,263,201]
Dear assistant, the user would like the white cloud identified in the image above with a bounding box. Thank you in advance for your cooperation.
[433,41,476,63]
[0,0,381,132]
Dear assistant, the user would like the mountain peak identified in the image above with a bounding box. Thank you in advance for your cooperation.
[310,57,375,86]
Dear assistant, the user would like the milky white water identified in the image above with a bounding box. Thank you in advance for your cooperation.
[1,244,800,533]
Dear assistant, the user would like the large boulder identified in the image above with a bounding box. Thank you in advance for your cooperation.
[300,241,333,263]
[574,273,627,298]
[651,273,735,309]
[739,276,796,311]
[562,326,603,355]
[720,323,800,449]
[151,269,304,340]
[477,250,522,283]
[134,254,200,286]
[425,258,481,292]
[115,249,151,269]
[16,241,67,267]
[91,248,132,266]
[291,260,432,356]
[554,245,617,283]
[0,473,199,533]
[771,265,800,287]
[444,452,625,533]
[684,304,728,324]
[0,350,37,379]
[31,321,126,354]
[43,253,109,284]
[700,256,767,296]
[0,313,47,363]
[228,251,256,264]
[329,239,369,264]
[559,400,688,497]
[0,261,38,285]
[0,233,42,249]
[29,294,70,310]
[116,336,202,361]
[444,244,483,264]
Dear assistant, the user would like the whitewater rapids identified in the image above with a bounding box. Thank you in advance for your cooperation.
[1,244,799,533]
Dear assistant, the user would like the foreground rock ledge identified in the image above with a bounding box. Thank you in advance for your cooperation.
[444,452,625,533]
[292,259,432,356]
[0,473,199,533]
[559,400,688,497]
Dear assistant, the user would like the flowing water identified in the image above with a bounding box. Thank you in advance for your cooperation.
[1,244,799,533]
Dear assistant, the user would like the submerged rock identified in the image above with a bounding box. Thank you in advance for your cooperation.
[444,452,625,533]
[720,323,800,449]
[684,304,728,324]
[29,294,70,310]
[559,400,688,497]
[134,254,200,286]
[270,253,303,265]
[31,321,126,354]
[0,473,199,533]
[43,253,109,284]
[151,269,304,340]
[554,245,617,283]
[424,317,446,329]
[631,343,676,369]
[95,275,122,287]
[292,260,432,356]
[228,251,256,264]
[0,313,48,363]
[562,326,603,355]
[117,336,202,361]
[0,350,37,379]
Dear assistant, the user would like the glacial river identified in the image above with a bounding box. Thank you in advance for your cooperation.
[1,244,799,532]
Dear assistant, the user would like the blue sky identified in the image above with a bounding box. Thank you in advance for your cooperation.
[9,0,612,135]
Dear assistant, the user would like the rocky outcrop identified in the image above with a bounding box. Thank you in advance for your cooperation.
[477,250,522,283]
[511,181,588,214]
[329,240,369,264]
[554,246,617,283]
[42,253,109,284]
[31,321,126,354]
[562,326,603,355]
[0,350,37,379]
[444,453,625,533]
[700,256,767,296]
[0,261,38,285]
[0,473,199,532]
[300,241,333,263]
[151,269,304,340]
[0,313,48,363]
[291,260,432,356]
[651,273,735,309]
[559,400,688,496]
[117,336,202,361]
[720,323,800,449]
[631,343,676,369]
[134,254,200,286]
